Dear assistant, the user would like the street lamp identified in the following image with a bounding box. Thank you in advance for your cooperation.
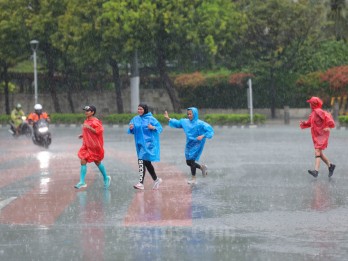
[30,40,39,104]
[247,78,254,126]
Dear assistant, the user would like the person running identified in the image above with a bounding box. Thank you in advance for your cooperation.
[75,105,111,189]
[164,107,214,184]
[300,96,336,178]
[128,104,163,190]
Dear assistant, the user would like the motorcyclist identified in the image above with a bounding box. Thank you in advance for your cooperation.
[27,104,50,140]
[10,103,25,136]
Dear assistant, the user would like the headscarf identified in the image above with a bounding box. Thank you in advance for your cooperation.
[138,103,149,115]
[307,97,323,110]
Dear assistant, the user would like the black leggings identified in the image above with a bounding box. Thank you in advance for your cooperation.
[186,160,201,176]
[138,159,158,183]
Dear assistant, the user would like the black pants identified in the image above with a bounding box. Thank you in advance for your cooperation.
[138,159,158,183]
[186,160,201,176]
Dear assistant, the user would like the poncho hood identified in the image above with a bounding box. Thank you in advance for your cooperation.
[307,97,323,110]
[187,107,199,122]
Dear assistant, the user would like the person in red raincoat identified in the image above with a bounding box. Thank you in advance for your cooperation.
[75,105,111,189]
[300,97,336,178]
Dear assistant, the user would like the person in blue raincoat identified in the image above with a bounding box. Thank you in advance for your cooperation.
[128,104,163,190]
[164,107,214,184]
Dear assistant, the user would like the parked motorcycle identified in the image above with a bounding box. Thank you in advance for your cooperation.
[32,119,52,149]
[8,116,32,138]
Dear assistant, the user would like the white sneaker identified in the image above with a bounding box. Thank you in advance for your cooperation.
[104,176,111,189]
[152,178,162,190]
[133,183,144,190]
[187,177,197,184]
[201,164,208,177]
[74,182,87,189]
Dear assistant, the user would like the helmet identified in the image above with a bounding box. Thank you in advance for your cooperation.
[16,103,22,109]
[34,104,42,110]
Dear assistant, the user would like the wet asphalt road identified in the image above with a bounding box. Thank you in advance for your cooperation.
[1,122,348,261]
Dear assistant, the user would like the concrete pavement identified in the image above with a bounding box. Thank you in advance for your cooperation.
[1,123,348,260]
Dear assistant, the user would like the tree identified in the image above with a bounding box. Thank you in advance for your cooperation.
[0,0,28,114]
[237,0,327,118]
[101,0,155,113]
[101,0,244,113]
[295,40,348,75]
[321,65,348,94]
[53,0,113,112]
[325,0,348,41]
[150,0,244,112]
[25,0,67,112]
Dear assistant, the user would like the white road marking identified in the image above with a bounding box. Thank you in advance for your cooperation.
[0,197,17,210]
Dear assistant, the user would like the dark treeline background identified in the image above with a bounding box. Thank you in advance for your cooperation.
[1,0,348,117]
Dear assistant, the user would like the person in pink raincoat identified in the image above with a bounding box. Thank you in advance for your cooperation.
[300,97,336,178]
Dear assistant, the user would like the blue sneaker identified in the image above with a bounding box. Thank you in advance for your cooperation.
[104,176,111,189]
[74,182,87,189]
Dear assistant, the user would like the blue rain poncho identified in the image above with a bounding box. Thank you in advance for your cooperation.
[128,112,163,161]
[168,107,214,161]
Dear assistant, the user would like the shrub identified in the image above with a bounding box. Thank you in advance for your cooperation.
[0,115,10,124]
[0,113,266,126]
[204,113,266,125]
[174,72,206,89]
[339,115,348,126]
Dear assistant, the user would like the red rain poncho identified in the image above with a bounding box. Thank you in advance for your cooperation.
[300,97,335,150]
[78,117,104,162]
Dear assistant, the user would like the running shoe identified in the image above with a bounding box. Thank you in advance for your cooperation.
[74,182,87,189]
[201,164,208,177]
[133,183,144,190]
[328,164,336,177]
[187,177,197,184]
[308,170,318,178]
[104,176,111,189]
[152,178,162,190]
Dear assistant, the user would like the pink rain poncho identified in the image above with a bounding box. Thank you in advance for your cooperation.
[78,117,104,162]
[300,97,335,150]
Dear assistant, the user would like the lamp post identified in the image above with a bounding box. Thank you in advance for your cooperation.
[30,40,39,104]
[247,78,254,126]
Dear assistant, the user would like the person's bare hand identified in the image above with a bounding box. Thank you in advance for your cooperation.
[148,123,155,130]
[129,123,134,130]
[197,135,204,141]
[164,111,170,120]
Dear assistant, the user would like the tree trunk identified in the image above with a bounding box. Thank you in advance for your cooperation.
[67,84,75,113]
[156,45,181,113]
[45,47,61,113]
[109,58,124,113]
[269,68,276,119]
[3,65,10,115]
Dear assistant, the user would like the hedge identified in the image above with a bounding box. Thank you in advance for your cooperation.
[339,116,348,126]
[0,113,266,126]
